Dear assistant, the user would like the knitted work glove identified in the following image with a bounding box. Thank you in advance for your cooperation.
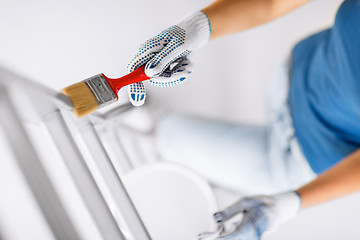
[127,11,211,106]
[198,192,301,240]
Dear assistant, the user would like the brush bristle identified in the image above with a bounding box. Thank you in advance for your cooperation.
[62,82,99,118]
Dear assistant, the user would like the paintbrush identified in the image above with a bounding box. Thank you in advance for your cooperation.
[62,65,150,117]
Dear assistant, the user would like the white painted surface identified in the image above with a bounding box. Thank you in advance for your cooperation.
[124,162,218,240]
[0,122,56,240]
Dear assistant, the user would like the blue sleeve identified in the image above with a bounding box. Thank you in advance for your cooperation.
[288,0,360,173]
[332,0,360,67]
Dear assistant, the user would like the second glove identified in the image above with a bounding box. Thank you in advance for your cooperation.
[198,191,301,240]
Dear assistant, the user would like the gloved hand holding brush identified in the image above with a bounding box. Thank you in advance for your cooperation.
[198,191,301,240]
[62,11,210,117]
[126,11,211,106]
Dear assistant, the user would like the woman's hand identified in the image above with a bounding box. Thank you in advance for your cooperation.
[126,11,211,106]
[126,0,311,106]
[198,192,301,239]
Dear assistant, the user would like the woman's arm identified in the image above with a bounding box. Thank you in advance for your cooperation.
[297,148,360,209]
[202,0,311,39]
[208,149,360,238]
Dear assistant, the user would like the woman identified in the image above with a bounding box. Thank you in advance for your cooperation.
[127,0,360,238]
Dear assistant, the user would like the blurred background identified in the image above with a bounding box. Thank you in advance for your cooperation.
[1,0,360,239]
[0,0,346,124]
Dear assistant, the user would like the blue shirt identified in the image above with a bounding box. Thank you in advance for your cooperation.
[289,0,360,174]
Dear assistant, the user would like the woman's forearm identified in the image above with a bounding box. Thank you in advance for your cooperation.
[297,148,360,209]
[202,0,311,39]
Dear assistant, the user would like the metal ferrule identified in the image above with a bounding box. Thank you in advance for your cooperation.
[84,74,117,108]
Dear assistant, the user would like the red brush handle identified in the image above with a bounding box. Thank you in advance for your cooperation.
[101,65,150,99]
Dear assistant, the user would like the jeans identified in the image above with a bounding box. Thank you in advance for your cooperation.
[155,62,316,195]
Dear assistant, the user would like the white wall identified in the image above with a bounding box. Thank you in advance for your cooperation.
[0,0,342,124]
